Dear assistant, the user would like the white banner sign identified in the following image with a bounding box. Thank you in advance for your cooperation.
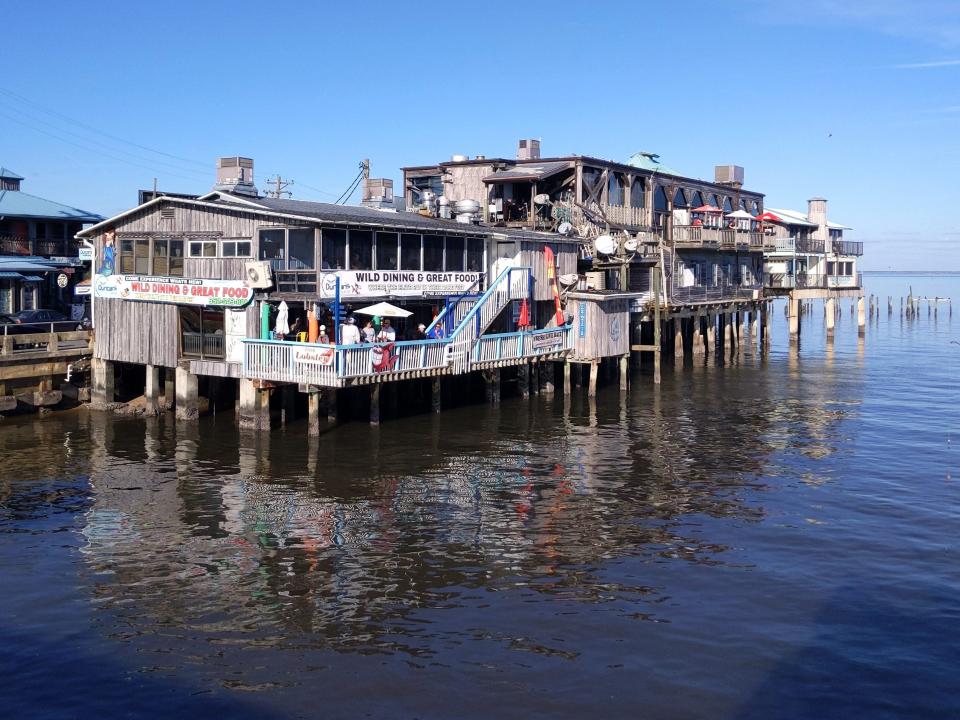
[293,345,335,366]
[319,271,481,298]
[78,247,94,262]
[94,274,254,308]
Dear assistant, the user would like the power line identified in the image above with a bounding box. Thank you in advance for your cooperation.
[335,161,367,204]
[264,175,293,199]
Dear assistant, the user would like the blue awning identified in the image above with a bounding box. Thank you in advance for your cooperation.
[0,271,23,279]
[21,275,44,282]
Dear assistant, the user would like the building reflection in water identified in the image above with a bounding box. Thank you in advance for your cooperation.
[73,354,862,658]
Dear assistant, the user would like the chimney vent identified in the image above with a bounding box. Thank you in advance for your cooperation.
[517,139,541,160]
[214,156,259,197]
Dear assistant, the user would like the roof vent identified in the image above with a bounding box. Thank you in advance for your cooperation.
[160,206,175,220]
[213,156,259,197]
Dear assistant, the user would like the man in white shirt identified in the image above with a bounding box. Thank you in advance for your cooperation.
[378,318,397,342]
[340,316,361,345]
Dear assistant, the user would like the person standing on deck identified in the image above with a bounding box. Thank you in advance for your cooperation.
[341,316,361,345]
[378,318,396,342]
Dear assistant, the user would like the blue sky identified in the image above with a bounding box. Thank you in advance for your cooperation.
[2,0,959,269]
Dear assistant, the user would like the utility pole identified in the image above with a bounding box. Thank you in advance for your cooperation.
[264,175,294,199]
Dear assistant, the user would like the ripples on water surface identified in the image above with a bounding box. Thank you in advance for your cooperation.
[0,274,958,719]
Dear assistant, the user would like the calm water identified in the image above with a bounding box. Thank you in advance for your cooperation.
[1,273,957,719]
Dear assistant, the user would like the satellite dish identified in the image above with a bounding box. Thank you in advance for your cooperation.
[594,234,616,256]
[559,273,579,287]
[622,237,639,253]
[534,193,551,205]
[557,221,573,236]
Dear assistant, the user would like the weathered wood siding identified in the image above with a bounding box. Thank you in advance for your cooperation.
[568,296,629,360]
[93,297,179,368]
[519,240,578,301]
[184,258,247,280]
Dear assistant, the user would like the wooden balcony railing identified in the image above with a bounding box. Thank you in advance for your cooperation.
[0,235,76,257]
[796,238,825,254]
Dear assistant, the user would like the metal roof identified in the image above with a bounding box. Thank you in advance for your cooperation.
[765,208,818,227]
[482,161,572,183]
[0,189,103,222]
[626,152,681,176]
[0,257,62,272]
[0,166,24,180]
[79,193,581,245]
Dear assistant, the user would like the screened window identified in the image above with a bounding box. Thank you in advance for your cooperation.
[349,230,372,270]
[287,228,315,270]
[608,172,625,206]
[258,229,285,268]
[423,234,443,271]
[445,236,465,271]
[739,198,747,211]
[654,186,669,212]
[321,228,346,269]
[709,194,720,207]
[691,191,704,207]
[582,167,602,200]
[400,234,421,270]
[134,239,150,274]
[376,232,398,270]
[629,177,646,208]
[752,201,761,215]
[466,237,484,272]
[722,197,734,213]
[119,239,135,273]
[221,240,251,258]
[827,261,836,275]
[169,240,184,276]
[673,188,687,207]
[49,223,65,240]
[189,240,218,258]
[153,239,169,275]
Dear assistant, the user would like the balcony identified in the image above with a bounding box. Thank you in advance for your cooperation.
[832,240,864,256]
[182,332,225,359]
[0,235,77,258]
[669,279,761,304]
[795,238,825,254]
[828,273,862,288]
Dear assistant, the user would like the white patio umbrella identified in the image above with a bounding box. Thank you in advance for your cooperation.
[725,209,755,220]
[274,300,290,336]
[353,301,413,318]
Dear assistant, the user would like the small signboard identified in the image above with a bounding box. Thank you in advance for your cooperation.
[532,333,564,352]
[56,273,69,288]
[293,346,335,366]
[319,270,481,299]
[78,247,94,262]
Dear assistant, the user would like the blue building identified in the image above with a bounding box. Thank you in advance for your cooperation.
[0,166,103,314]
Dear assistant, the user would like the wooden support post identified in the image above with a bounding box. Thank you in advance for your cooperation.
[789,296,800,336]
[432,378,442,413]
[175,366,199,421]
[280,384,296,425]
[145,364,161,414]
[370,384,381,425]
[163,368,175,410]
[563,362,571,396]
[542,363,555,395]
[518,362,530,399]
[857,296,866,334]
[324,388,338,423]
[619,354,628,390]
[239,378,270,430]
[825,297,835,334]
[705,313,715,356]
[307,390,321,436]
[588,362,598,397]
[91,358,115,408]
[674,319,684,359]
[652,265,661,385]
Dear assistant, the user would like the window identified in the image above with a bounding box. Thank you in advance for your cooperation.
[466,237,484,272]
[258,229,285,268]
[0,280,11,313]
[34,222,47,240]
[608,172,625,206]
[189,240,218,258]
[376,232,398,270]
[321,228,346,269]
[423,234,443,271]
[349,229,372,270]
[221,239,251,258]
[179,306,225,359]
[827,261,836,275]
[582,167,602,200]
[445,236,464,271]
[690,191,704,208]
[119,239,135,273]
[722,197,734,213]
[49,223,65,240]
[630,177,646,208]
[169,240,184,276]
[258,227,313,270]
[401,234,421,270]
[153,238,169,275]
[709,194,720,208]
[287,228,315,270]
[654,186,669,212]
[673,188,687,208]
[134,239,150,274]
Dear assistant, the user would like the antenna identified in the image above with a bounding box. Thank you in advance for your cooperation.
[264,175,294,198]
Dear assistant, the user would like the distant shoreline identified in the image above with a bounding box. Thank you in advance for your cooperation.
[862,270,960,275]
